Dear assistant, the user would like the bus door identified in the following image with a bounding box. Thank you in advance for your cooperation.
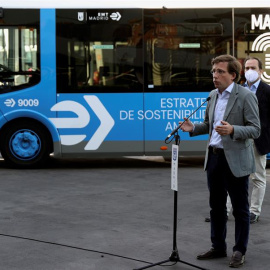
[143,8,233,156]
[55,9,144,156]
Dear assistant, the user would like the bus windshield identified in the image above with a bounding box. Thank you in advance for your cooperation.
[0,9,40,92]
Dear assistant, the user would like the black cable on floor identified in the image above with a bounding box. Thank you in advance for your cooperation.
[0,233,153,265]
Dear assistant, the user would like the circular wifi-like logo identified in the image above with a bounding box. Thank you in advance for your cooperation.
[252,32,270,83]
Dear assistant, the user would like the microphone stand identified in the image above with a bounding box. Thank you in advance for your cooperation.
[165,96,211,144]
[134,131,208,270]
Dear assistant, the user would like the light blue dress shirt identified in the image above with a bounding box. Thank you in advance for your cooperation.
[209,82,234,149]
[243,79,260,94]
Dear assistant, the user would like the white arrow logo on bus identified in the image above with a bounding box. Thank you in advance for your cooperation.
[4,98,16,107]
[49,95,115,150]
[84,96,115,150]
[110,12,121,21]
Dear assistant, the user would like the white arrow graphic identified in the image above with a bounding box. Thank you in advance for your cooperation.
[84,95,115,150]
[4,98,16,107]
[59,135,86,146]
[110,12,121,21]
[49,101,90,146]
[50,101,90,128]
[49,96,114,149]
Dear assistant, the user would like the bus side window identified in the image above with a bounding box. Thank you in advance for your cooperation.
[56,9,143,93]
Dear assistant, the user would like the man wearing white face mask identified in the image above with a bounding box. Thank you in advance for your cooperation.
[241,57,270,223]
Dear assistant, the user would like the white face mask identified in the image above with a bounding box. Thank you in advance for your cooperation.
[245,69,259,83]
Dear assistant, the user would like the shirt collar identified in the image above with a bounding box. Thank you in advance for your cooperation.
[244,79,261,89]
[215,82,234,95]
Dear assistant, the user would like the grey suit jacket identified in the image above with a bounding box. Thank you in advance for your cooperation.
[191,83,260,177]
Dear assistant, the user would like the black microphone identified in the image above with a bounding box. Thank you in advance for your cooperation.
[165,96,211,140]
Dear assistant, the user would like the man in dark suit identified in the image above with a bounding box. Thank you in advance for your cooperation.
[180,55,260,268]
[243,57,270,223]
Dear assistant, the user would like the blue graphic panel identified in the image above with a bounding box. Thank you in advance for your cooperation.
[144,92,209,141]
[54,92,209,147]
[55,93,144,144]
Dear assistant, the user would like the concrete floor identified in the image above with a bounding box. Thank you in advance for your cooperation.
[0,156,269,270]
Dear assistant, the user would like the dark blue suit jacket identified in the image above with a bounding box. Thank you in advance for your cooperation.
[254,81,270,155]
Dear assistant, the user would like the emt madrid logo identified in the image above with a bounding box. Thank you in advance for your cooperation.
[78,11,121,21]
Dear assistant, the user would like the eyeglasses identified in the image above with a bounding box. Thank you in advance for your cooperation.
[210,69,227,75]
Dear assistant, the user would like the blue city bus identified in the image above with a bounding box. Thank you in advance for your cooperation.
[0,1,270,167]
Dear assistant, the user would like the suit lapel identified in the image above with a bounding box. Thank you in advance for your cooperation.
[256,81,264,102]
[209,92,218,134]
[223,83,238,121]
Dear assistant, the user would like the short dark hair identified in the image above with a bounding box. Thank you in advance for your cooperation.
[244,56,263,70]
[211,54,242,82]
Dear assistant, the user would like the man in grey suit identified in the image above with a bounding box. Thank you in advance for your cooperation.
[180,55,260,268]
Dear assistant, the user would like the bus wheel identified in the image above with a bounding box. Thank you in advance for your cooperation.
[0,121,50,168]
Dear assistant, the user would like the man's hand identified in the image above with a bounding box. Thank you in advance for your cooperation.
[179,118,194,132]
[215,120,234,135]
